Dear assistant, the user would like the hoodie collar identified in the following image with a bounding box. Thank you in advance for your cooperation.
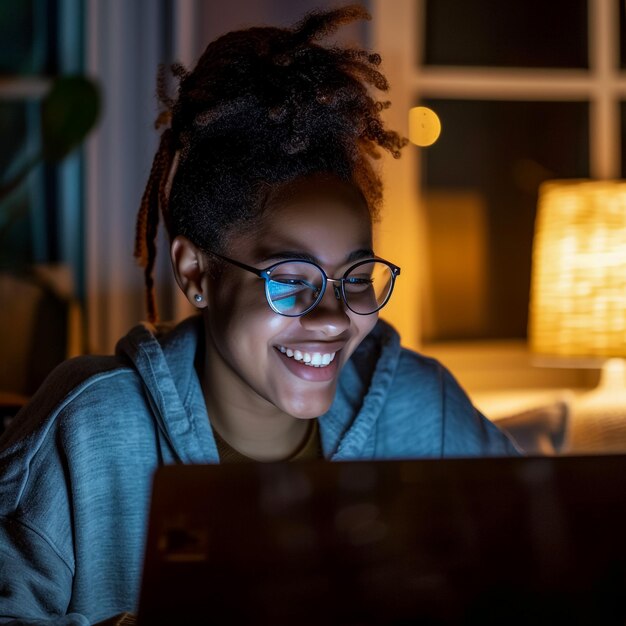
[116,316,217,464]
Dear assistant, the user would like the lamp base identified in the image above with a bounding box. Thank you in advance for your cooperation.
[569,359,626,453]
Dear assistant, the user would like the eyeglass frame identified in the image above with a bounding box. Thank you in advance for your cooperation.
[206,250,401,317]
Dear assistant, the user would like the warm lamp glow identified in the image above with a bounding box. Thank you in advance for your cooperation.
[529,180,626,359]
[408,106,441,147]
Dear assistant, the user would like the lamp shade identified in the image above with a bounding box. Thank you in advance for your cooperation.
[529,180,626,358]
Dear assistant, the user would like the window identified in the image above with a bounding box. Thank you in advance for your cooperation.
[373,0,626,346]
[0,0,84,290]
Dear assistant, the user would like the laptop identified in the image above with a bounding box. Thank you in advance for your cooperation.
[137,456,626,625]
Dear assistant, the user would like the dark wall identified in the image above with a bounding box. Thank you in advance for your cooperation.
[195,0,371,56]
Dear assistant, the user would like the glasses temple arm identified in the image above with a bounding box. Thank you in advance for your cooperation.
[207,250,266,278]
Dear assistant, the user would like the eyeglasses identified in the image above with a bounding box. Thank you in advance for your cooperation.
[207,251,400,317]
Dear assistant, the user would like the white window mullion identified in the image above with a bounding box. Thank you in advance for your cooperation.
[372,0,423,350]
[589,0,620,178]
[414,68,594,100]
[0,77,50,99]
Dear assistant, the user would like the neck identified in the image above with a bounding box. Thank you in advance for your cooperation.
[197,323,310,462]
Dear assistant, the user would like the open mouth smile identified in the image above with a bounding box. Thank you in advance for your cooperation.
[276,345,337,368]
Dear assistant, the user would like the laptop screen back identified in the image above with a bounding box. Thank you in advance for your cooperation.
[137,456,626,625]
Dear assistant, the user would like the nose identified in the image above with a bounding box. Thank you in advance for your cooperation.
[299,280,350,335]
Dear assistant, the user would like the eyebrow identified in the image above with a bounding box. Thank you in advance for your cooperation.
[259,248,375,266]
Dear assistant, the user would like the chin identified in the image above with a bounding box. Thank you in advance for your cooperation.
[281,391,335,420]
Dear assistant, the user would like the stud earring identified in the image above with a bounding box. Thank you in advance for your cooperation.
[194,294,203,303]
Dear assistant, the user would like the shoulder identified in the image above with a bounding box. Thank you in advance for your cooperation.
[0,354,157,584]
[0,353,154,505]
[0,349,159,506]
[354,320,453,406]
[2,354,139,444]
[0,357,127,544]
[396,347,447,385]
[384,345,519,457]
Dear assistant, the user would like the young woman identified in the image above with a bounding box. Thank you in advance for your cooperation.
[0,6,518,624]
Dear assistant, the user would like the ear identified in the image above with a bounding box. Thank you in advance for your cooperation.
[170,235,210,309]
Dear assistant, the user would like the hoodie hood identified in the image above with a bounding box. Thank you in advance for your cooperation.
[116,316,218,464]
[115,315,402,462]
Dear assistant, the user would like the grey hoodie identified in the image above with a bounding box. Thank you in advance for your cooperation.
[0,316,517,624]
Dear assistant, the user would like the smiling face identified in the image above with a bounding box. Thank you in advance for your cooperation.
[201,176,378,421]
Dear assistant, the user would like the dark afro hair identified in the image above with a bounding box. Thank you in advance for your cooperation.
[135,4,407,322]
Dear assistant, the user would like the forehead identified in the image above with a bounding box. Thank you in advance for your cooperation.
[249,178,373,261]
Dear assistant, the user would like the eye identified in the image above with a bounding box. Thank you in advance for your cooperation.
[267,279,312,301]
[272,275,309,285]
[344,275,373,293]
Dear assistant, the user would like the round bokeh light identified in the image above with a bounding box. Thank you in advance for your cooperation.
[408,106,441,147]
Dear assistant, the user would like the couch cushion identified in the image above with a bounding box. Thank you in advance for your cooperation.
[496,401,569,455]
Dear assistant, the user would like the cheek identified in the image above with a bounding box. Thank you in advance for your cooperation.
[208,278,286,355]
[354,312,378,342]
[208,271,258,324]
[338,312,378,366]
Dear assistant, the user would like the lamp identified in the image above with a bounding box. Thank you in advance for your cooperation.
[529,180,626,453]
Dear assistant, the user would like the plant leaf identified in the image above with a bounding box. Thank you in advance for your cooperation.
[41,76,100,162]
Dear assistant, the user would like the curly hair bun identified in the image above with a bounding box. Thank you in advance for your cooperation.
[135,4,406,323]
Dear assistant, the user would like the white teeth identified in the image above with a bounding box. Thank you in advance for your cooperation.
[277,346,337,368]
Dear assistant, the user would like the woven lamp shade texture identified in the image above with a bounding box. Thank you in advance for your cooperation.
[529,180,626,358]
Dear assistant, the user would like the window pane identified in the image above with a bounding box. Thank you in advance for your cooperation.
[0,102,33,268]
[0,0,53,75]
[0,102,27,177]
[421,99,589,342]
[0,101,54,268]
[423,0,588,68]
